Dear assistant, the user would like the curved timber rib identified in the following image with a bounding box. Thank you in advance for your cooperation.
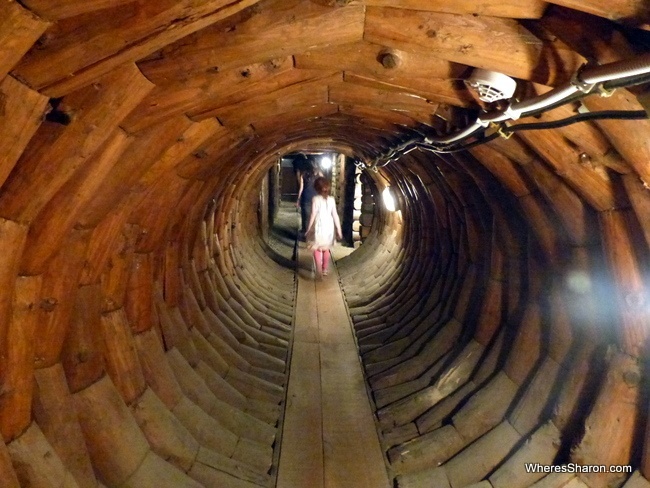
[2,1,650,487]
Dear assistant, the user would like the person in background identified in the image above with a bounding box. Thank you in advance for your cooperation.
[296,156,322,238]
[305,176,342,279]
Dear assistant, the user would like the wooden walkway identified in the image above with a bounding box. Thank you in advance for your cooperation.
[276,244,390,488]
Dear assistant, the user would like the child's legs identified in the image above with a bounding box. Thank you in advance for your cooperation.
[313,249,323,271]
[321,249,330,272]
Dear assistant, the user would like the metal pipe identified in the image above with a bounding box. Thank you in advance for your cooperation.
[368,52,650,167]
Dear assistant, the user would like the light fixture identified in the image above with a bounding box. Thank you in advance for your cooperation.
[320,155,333,170]
[382,187,396,212]
[465,68,517,103]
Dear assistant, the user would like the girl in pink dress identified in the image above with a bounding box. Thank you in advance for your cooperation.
[305,177,342,278]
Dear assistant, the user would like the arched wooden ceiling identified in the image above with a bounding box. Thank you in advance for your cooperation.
[2,1,650,487]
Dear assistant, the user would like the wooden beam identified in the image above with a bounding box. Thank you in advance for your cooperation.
[294,40,467,80]
[139,1,365,86]
[545,0,650,30]
[20,0,134,20]
[211,74,338,127]
[364,7,584,85]
[13,0,263,96]
[136,118,223,189]
[76,116,192,228]
[0,64,153,224]
[20,129,132,276]
[343,72,475,108]
[0,0,49,80]
[514,128,621,212]
[0,76,49,189]
[583,89,650,188]
[174,126,255,180]
[362,0,548,19]
[0,275,42,442]
[33,229,90,368]
[122,56,294,133]
[539,6,637,63]
[252,104,339,135]
[338,104,428,128]
[330,80,439,123]
[188,68,338,121]
[60,284,106,393]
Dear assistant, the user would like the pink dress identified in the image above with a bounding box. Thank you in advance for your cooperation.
[307,195,341,250]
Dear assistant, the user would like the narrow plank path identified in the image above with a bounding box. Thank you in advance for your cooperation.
[276,243,390,488]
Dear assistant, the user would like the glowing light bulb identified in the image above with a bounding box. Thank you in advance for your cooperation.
[382,187,396,212]
[320,156,333,170]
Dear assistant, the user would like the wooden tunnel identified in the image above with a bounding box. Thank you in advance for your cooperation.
[1,1,650,487]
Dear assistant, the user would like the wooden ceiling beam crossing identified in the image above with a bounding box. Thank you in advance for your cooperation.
[138,1,365,85]
[12,0,263,96]
[361,0,548,19]
[364,6,585,85]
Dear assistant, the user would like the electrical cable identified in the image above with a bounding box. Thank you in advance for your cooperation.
[415,110,647,154]
[502,110,648,133]
[364,53,650,168]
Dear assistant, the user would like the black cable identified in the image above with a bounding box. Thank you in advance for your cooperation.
[368,102,649,165]
[603,73,650,90]
[415,110,647,155]
[503,110,648,133]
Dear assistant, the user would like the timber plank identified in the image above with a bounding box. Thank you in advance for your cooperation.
[0,219,29,403]
[0,1,49,80]
[124,56,293,132]
[77,116,192,228]
[61,284,107,394]
[330,81,439,123]
[294,40,466,80]
[21,0,134,20]
[188,68,337,121]
[100,308,147,405]
[343,72,475,108]
[137,118,223,188]
[545,0,650,30]
[32,364,98,487]
[252,104,340,135]
[73,375,150,487]
[584,89,650,188]
[7,423,74,487]
[0,276,42,442]
[213,75,336,127]
[13,0,263,96]
[139,1,365,85]
[20,129,132,275]
[0,64,153,224]
[0,76,49,190]
[364,7,582,84]
[0,439,19,487]
[361,0,548,19]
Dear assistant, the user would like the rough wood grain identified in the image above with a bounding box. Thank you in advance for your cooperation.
[139,2,365,85]
[19,129,132,275]
[32,364,98,488]
[21,0,134,20]
[364,7,583,84]
[0,64,153,223]
[0,1,49,80]
[0,276,42,442]
[362,0,548,19]
[13,0,264,96]
[61,284,106,394]
[545,0,650,29]
[0,76,49,190]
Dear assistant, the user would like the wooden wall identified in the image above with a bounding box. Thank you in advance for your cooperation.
[1,0,650,486]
